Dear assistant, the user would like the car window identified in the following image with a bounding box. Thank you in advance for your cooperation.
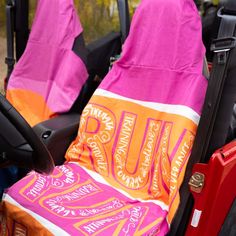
[29,0,141,44]
[29,0,37,28]
[77,0,141,43]
[76,0,120,43]
[129,0,140,16]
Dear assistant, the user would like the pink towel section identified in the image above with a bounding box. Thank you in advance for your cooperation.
[101,0,207,116]
[7,0,88,126]
[3,163,169,235]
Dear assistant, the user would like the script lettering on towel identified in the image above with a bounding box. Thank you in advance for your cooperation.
[66,97,197,204]
[76,206,149,235]
[43,197,124,218]
[169,132,194,196]
[122,206,143,235]
[113,114,161,189]
[20,165,79,202]
[40,180,102,217]
[148,122,172,199]
[78,103,116,175]
[26,175,48,198]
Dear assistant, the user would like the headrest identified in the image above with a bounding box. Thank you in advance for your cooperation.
[6,0,88,126]
[118,0,204,74]
[100,0,206,115]
[31,0,83,48]
[221,0,236,13]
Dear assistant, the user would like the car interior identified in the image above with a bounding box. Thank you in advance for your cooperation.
[0,0,236,235]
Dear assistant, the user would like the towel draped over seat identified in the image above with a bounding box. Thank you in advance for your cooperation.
[1,0,207,235]
[6,0,88,126]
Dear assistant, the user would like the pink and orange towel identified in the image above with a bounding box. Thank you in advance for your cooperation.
[2,0,207,235]
[3,163,169,235]
[6,0,88,127]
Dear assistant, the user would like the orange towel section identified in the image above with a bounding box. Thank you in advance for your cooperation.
[6,89,55,127]
[66,94,197,223]
[1,201,53,236]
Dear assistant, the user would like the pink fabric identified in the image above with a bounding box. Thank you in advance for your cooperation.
[3,0,207,235]
[100,0,207,114]
[7,0,88,113]
[5,163,169,235]
[65,0,207,225]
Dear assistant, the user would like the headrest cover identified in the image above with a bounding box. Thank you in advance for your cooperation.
[7,0,88,126]
[30,0,83,48]
[101,0,206,115]
[120,0,204,72]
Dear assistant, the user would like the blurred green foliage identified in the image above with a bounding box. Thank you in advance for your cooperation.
[76,0,121,43]
[74,0,140,43]
[0,0,221,40]
[0,0,140,42]
[0,0,5,37]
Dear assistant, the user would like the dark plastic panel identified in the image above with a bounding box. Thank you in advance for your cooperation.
[222,0,236,13]
[33,113,80,165]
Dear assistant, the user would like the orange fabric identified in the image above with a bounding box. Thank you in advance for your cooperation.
[66,95,197,223]
[1,201,53,236]
[7,89,55,127]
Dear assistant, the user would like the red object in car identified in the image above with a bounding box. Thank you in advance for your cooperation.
[186,140,236,235]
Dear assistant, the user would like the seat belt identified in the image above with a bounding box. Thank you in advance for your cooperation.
[191,11,236,165]
[169,6,236,236]
[5,0,15,89]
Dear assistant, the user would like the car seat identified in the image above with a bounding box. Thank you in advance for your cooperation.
[6,0,88,127]
[1,0,207,235]
[1,0,88,200]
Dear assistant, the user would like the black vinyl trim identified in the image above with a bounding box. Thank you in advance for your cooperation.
[169,7,236,236]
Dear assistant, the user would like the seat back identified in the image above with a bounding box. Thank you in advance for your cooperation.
[6,0,88,127]
[66,0,207,224]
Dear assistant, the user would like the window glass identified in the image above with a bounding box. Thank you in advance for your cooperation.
[75,0,120,43]
[29,0,141,44]
[29,0,120,44]
[129,0,140,16]
[29,0,37,28]
[0,1,5,37]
